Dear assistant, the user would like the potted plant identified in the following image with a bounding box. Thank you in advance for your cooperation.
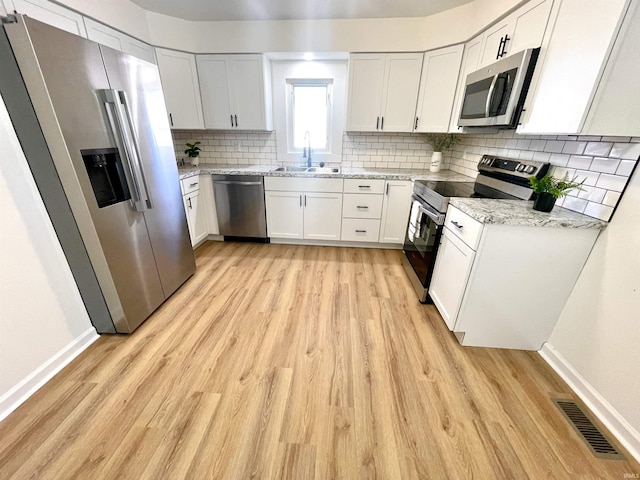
[184,141,202,167]
[423,133,459,173]
[529,172,584,212]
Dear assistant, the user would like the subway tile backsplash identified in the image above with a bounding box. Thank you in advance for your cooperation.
[172,128,637,222]
[172,130,278,166]
[447,130,639,221]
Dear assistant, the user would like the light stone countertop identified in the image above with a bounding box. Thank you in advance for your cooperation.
[177,165,474,182]
[449,198,607,230]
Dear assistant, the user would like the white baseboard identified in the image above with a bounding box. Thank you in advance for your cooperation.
[0,328,99,422]
[539,342,640,463]
[270,238,403,249]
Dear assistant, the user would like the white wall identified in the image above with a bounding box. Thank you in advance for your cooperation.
[547,165,640,449]
[0,94,97,421]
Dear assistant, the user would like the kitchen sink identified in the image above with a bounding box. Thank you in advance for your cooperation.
[274,166,308,172]
[274,166,340,173]
[306,167,340,173]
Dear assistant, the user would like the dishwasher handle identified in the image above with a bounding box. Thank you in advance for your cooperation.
[212,180,264,186]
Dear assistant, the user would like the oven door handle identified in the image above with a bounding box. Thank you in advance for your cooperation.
[418,203,445,225]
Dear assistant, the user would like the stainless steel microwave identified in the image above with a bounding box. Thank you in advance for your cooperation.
[458,48,540,128]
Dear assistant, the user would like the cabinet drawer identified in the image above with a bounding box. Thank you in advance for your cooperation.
[342,193,383,219]
[265,176,343,193]
[343,178,385,194]
[341,219,381,243]
[444,205,484,250]
[181,176,201,195]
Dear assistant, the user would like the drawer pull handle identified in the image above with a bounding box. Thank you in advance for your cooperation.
[189,182,198,187]
[356,206,369,209]
[358,185,371,189]
[451,220,463,229]
[355,229,367,233]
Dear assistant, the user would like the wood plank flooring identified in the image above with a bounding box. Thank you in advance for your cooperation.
[1,241,638,479]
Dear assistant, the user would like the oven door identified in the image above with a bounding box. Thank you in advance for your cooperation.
[403,197,444,295]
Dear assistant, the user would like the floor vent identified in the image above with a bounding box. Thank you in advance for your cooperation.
[552,398,625,460]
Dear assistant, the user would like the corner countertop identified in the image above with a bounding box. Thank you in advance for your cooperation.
[177,165,474,182]
[449,198,607,230]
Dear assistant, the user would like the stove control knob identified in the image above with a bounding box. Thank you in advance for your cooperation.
[516,164,524,172]
[526,166,537,174]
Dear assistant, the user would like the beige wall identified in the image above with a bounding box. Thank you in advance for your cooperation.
[549,166,640,433]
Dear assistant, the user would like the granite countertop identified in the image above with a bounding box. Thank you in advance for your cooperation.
[449,198,607,230]
[177,165,474,182]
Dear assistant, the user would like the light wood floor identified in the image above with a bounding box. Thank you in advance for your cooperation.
[1,242,638,479]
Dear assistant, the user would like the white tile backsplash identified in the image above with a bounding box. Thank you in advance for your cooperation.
[448,130,638,221]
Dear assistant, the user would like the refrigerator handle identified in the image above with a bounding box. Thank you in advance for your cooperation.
[118,90,153,210]
[99,89,145,212]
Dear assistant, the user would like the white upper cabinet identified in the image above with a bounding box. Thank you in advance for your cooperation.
[84,18,156,64]
[449,35,482,132]
[11,0,87,37]
[580,0,640,137]
[414,45,464,133]
[347,53,423,132]
[477,0,553,68]
[156,48,204,130]
[197,54,273,131]
[518,0,631,134]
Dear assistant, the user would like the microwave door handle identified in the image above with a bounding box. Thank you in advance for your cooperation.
[485,75,499,118]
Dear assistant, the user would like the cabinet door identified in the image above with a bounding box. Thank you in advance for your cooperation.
[266,191,304,239]
[197,56,233,129]
[121,36,156,64]
[449,35,482,132]
[346,54,386,132]
[191,192,208,246]
[478,18,513,68]
[228,55,269,130]
[12,0,87,37]
[84,18,123,51]
[156,48,204,129]
[183,194,196,244]
[380,53,423,132]
[198,175,219,235]
[415,45,464,133]
[508,0,553,55]
[303,193,343,240]
[429,228,475,331]
[379,181,412,244]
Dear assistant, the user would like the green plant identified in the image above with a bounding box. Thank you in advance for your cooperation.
[422,133,459,152]
[184,141,201,158]
[529,172,585,199]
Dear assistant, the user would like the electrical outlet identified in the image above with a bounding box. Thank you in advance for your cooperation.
[235,140,242,152]
[355,143,366,154]
[389,144,396,155]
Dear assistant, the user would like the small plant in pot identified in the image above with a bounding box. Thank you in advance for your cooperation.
[184,141,201,167]
[423,133,459,173]
[529,172,584,212]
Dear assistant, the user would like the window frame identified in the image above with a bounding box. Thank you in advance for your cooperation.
[285,78,334,156]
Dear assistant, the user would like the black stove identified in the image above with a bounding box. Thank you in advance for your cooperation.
[413,180,477,213]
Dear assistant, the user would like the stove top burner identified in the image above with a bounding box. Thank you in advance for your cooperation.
[415,180,476,198]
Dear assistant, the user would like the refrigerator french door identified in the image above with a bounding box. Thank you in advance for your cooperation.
[1,16,195,333]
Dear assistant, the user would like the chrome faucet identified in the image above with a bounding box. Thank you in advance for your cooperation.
[303,131,312,167]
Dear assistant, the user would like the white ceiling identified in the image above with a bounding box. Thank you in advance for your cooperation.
[131,0,474,22]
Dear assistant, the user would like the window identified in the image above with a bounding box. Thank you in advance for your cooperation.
[286,79,333,154]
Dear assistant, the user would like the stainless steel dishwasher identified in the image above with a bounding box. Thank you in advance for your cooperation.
[211,175,268,240]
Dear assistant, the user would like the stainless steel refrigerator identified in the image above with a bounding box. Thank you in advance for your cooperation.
[0,15,195,333]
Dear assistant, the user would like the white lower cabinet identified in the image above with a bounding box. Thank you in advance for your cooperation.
[429,228,476,330]
[429,205,601,350]
[180,175,216,247]
[379,180,413,244]
[264,177,343,241]
[303,193,343,240]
